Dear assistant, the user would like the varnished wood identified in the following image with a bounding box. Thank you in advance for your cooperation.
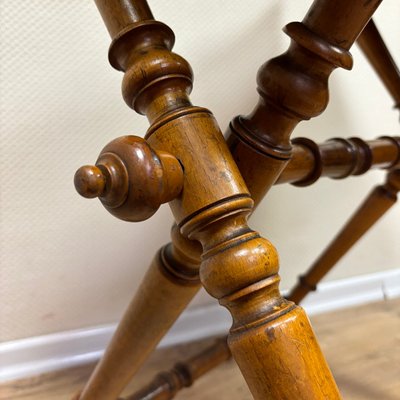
[73,229,202,400]
[71,0,396,398]
[289,16,400,301]
[128,154,400,400]
[288,168,400,303]
[71,0,395,399]
[127,12,400,400]
[75,136,184,221]
[358,19,400,111]
[76,130,400,399]
[195,4,378,397]
[226,0,382,204]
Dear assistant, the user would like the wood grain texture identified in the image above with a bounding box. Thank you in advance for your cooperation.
[2,299,399,400]
[72,246,201,400]
[75,136,184,222]
[74,0,384,398]
[124,11,400,399]
[75,0,370,398]
[126,168,400,400]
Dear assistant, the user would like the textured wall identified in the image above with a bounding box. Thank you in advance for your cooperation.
[1,0,399,342]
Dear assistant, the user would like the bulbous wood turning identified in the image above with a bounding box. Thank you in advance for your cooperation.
[122,6,398,400]
[100,4,193,124]
[125,338,231,400]
[226,0,382,204]
[74,135,183,221]
[124,133,400,400]
[77,0,385,399]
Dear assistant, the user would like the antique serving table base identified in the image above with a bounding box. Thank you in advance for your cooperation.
[73,1,399,399]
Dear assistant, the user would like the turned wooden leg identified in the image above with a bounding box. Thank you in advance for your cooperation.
[289,15,400,302]
[121,20,400,394]
[289,168,400,303]
[357,19,400,112]
[74,132,202,399]
[125,134,400,400]
[74,227,202,399]
[123,11,400,400]
[74,0,384,398]
[215,0,380,395]
[75,0,342,397]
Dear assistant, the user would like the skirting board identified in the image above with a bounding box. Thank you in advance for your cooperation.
[1,268,399,383]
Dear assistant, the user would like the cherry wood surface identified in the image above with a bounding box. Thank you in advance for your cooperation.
[75,0,342,397]
[124,14,400,400]
[72,0,388,399]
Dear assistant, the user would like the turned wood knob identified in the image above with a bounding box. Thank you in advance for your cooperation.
[74,136,184,222]
[74,165,106,198]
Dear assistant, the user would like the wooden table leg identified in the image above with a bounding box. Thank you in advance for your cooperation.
[357,19,400,112]
[74,0,382,398]
[124,135,400,400]
[288,168,400,303]
[122,10,400,400]
[289,14,400,302]
[74,227,202,400]
[122,3,400,398]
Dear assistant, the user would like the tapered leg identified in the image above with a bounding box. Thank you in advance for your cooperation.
[121,14,400,399]
[125,136,400,400]
[357,19,400,112]
[75,0,382,398]
[288,169,400,303]
[75,228,202,399]
[290,15,400,302]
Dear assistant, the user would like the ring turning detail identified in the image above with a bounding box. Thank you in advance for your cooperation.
[71,0,396,399]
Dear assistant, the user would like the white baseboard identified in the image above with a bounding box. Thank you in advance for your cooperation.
[1,269,399,383]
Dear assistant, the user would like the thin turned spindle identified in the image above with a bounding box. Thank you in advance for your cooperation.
[73,226,202,400]
[357,19,400,111]
[125,338,231,400]
[288,168,400,303]
[277,136,400,185]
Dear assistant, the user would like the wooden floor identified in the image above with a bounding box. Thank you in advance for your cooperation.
[1,298,399,400]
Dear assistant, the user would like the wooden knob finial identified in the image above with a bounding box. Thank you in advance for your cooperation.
[74,165,106,198]
[74,136,184,222]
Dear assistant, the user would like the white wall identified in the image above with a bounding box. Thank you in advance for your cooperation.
[1,0,399,343]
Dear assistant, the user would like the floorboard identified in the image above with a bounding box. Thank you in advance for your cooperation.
[1,298,399,399]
